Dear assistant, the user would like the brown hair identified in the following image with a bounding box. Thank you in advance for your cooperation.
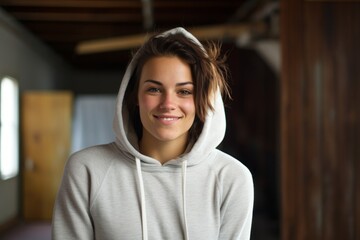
[125,31,230,145]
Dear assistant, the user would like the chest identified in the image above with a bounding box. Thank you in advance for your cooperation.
[90,169,221,239]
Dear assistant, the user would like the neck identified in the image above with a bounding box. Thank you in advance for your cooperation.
[139,134,188,164]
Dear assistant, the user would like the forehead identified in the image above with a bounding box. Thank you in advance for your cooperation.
[139,56,192,83]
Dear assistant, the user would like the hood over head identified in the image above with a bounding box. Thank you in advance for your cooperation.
[113,27,227,166]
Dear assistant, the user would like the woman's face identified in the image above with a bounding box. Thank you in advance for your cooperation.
[137,56,196,145]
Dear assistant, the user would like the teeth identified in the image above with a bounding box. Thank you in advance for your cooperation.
[161,117,176,121]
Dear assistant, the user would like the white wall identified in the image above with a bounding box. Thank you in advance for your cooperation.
[0,8,70,225]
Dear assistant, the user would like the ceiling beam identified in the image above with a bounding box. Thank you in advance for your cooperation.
[0,0,239,8]
[10,12,143,22]
[0,0,141,8]
[153,1,240,8]
[23,22,143,35]
[77,33,150,54]
[76,22,267,54]
[11,11,231,23]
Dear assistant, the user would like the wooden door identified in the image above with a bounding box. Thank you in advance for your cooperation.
[22,91,72,220]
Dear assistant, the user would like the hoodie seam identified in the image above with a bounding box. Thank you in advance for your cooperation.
[89,157,117,211]
[205,151,223,202]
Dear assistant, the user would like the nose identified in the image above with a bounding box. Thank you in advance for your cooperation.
[159,92,176,110]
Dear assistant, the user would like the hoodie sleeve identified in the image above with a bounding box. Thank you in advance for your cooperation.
[52,154,94,240]
[218,160,254,240]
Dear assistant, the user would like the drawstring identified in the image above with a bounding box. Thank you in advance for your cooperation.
[136,157,148,240]
[135,157,189,240]
[182,160,189,240]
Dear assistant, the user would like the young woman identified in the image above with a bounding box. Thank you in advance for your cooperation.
[52,27,254,240]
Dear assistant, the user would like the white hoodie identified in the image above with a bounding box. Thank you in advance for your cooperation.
[52,27,254,240]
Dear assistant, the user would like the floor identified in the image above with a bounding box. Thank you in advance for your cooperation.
[0,222,51,240]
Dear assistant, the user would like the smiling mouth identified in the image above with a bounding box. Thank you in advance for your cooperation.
[154,116,181,121]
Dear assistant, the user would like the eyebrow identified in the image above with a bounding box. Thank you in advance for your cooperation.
[144,79,194,86]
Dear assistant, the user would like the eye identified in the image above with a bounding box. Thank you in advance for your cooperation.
[147,87,161,94]
[178,89,193,96]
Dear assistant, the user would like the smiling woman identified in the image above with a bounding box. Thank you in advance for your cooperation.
[0,76,19,180]
[52,27,254,240]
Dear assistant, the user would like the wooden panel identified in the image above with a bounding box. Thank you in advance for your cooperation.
[310,5,360,239]
[280,0,306,238]
[22,91,72,220]
[281,0,360,239]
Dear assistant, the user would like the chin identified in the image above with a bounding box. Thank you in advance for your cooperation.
[153,132,187,143]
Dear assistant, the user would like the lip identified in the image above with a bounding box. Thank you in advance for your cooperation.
[154,115,182,124]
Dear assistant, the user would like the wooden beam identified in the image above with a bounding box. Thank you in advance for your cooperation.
[10,12,142,22]
[76,22,267,54]
[0,0,142,8]
[11,11,232,23]
[23,22,143,34]
[0,0,239,8]
[76,33,150,55]
[188,23,266,41]
[153,1,241,8]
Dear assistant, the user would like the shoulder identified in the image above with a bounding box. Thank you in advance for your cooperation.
[68,143,119,166]
[64,143,120,179]
[208,150,253,194]
[210,150,252,180]
[70,143,119,161]
[60,143,123,203]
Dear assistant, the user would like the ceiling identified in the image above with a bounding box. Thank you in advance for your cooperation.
[0,0,274,71]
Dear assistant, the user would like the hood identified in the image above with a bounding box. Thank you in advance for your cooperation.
[112,27,226,166]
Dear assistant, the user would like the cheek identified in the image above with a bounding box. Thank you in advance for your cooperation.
[182,99,196,116]
[138,94,156,111]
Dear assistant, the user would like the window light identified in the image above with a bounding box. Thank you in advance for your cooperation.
[0,76,19,180]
